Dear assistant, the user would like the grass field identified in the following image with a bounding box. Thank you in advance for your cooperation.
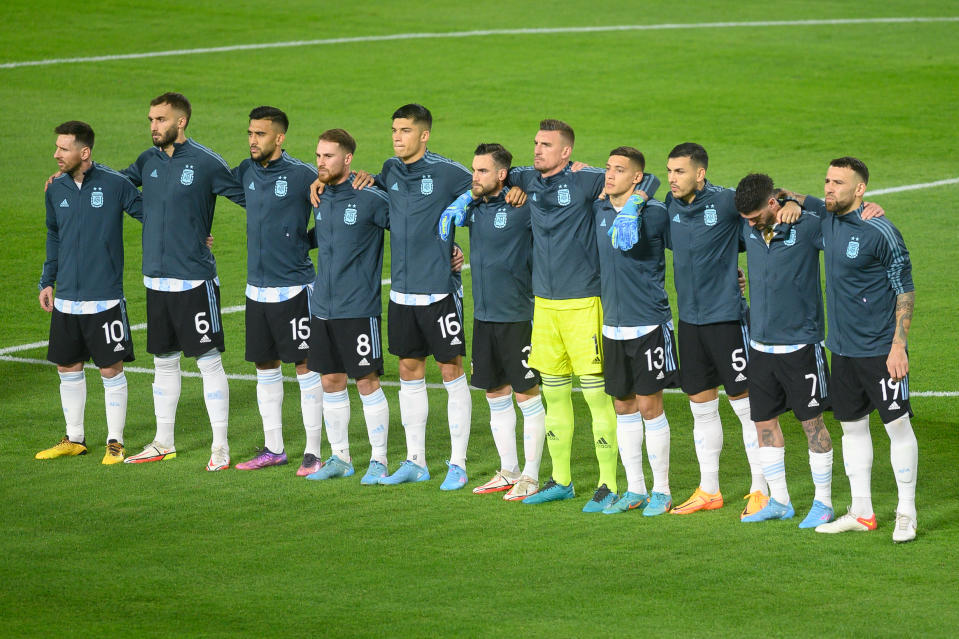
[1,2,958,637]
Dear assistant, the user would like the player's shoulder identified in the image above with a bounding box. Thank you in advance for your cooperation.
[423,150,469,174]
[359,183,390,204]
[93,162,139,189]
[185,139,231,170]
[862,214,905,245]
[279,153,318,178]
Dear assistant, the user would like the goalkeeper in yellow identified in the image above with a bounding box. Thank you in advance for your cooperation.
[502,120,658,510]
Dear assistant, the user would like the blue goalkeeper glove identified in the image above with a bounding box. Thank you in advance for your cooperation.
[608,192,646,250]
[438,190,473,240]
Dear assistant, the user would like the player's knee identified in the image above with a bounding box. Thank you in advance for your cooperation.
[196,349,223,375]
[154,353,180,373]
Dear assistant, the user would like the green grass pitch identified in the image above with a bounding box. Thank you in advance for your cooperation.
[1,2,958,637]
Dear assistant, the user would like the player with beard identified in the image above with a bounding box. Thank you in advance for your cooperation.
[302,129,393,485]
[121,92,245,471]
[439,143,546,501]
[230,107,325,476]
[36,121,142,464]
[802,158,918,542]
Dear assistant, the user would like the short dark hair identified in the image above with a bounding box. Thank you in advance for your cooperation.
[829,156,869,185]
[734,173,777,214]
[392,103,432,129]
[318,128,356,155]
[668,142,708,169]
[54,121,95,150]
[609,146,645,171]
[539,119,574,146]
[150,92,192,127]
[248,106,289,133]
[474,143,512,171]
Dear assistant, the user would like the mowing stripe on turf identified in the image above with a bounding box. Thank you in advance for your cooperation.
[2,17,958,69]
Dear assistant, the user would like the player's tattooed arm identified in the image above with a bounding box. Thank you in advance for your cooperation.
[800,415,832,454]
[887,290,914,381]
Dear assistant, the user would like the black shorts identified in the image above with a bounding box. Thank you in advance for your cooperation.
[307,316,384,379]
[830,353,913,423]
[245,290,311,364]
[747,344,830,422]
[387,295,466,361]
[470,319,540,393]
[47,302,135,368]
[678,319,750,396]
[146,282,225,357]
[603,324,680,398]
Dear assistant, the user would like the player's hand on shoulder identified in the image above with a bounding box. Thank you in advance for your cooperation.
[570,161,589,172]
[777,200,802,224]
[352,171,374,190]
[505,187,527,207]
[44,171,62,191]
[861,201,885,220]
[309,178,325,207]
[206,235,214,249]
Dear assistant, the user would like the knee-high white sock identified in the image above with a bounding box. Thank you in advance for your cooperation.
[152,354,181,448]
[297,371,323,456]
[644,412,671,495]
[617,411,647,495]
[840,416,874,517]
[256,367,284,453]
[809,450,833,508]
[758,446,789,504]
[360,388,389,465]
[445,374,472,469]
[59,370,86,443]
[102,372,127,444]
[324,389,351,462]
[399,378,428,467]
[517,395,546,480]
[197,351,229,450]
[729,396,767,495]
[488,394,519,473]
[884,414,918,519]
[690,399,723,494]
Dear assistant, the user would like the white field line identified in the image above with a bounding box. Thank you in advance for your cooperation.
[2,186,956,396]
[2,17,958,69]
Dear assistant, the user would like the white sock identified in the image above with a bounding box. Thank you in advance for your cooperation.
[298,371,323,456]
[102,372,127,444]
[884,414,918,520]
[152,354,181,448]
[617,411,647,495]
[840,416,874,517]
[517,395,546,480]
[758,446,789,504]
[809,449,833,508]
[488,394,519,473]
[729,396,767,495]
[399,378,428,467]
[59,370,86,443]
[644,412,671,495]
[360,387,389,465]
[690,399,722,494]
[256,367,284,453]
[324,389,351,462]
[197,351,229,450]
[445,374,472,469]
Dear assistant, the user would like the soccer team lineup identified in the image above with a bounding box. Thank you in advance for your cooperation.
[38,91,920,542]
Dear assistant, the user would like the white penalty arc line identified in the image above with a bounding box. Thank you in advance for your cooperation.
[2,17,958,69]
